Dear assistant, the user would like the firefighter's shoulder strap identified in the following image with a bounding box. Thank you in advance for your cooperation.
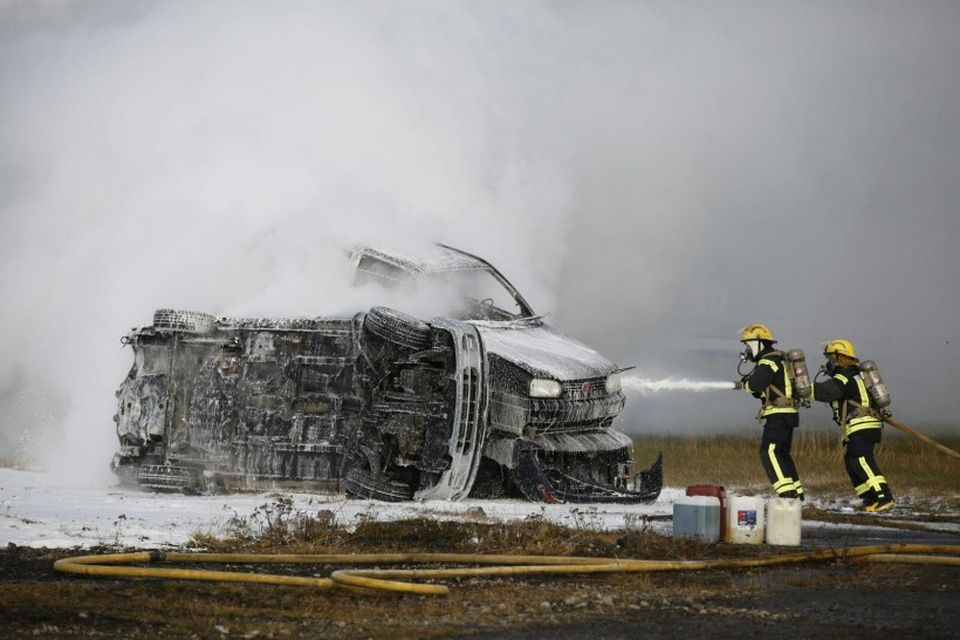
[833,373,852,425]
[755,352,797,420]
[836,373,880,428]
[757,350,785,369]
[757,351,788,399]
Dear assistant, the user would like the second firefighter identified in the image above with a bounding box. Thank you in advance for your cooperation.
[812,339,895,512]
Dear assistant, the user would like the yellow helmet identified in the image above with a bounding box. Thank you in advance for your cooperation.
[739,324,775,342]
[823,339,857,360]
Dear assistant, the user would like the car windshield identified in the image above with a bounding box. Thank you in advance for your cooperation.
[354,252,530,321]
[421,268,524,321]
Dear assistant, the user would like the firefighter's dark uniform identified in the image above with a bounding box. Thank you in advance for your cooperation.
[812,365,893,507]
[743,348,804,499]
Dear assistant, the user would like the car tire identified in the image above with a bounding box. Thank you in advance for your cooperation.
[343,464,415,502]
[153,309,217,335]
[363,306,430,350]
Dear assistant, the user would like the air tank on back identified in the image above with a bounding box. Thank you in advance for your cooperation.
[859,359,891,413]
[786,348,811,405]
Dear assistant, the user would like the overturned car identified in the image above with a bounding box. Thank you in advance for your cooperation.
[112,245,662,502]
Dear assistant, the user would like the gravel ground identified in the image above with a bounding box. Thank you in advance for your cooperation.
[1,520,957,639]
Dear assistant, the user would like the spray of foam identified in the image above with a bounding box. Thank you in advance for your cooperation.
[621,375,735,395]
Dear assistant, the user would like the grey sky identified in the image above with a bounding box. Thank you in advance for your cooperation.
[1,1,958,477]
[548,2,960,432]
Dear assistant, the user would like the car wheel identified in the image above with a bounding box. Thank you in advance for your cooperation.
[136,464,203,493]
[363,306,430,350]
[152,309,217,335]
[343,464,415,502]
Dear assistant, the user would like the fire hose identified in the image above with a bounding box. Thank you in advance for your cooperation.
[883,415,960,460]
[54,545,960,596]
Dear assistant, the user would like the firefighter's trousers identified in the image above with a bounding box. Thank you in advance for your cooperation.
[759,414,804,499]
[844,428,893,506]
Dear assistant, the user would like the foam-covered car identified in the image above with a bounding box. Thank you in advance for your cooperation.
[112,244,662,502]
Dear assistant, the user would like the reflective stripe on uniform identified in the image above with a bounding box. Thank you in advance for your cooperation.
[767,441,802,496]
[854,480,872,496]
[773,476,794,490]
[758,356,795,417]
[842,376,882,435]
[856,378,870,405]
[776,481,800,496]
[768,444,790,485]
[782,361,792,398]
[832,373,882,438]
[858,456,887,493]
[761,406,799,417]
[844,418,883,438]
[758,358,779,372]
[767,362,796,416]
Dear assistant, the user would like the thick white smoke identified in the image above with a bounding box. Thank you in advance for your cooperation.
[2,2,958,482]
[0,2,574,482]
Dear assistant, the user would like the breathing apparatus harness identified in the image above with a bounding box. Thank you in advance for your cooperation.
[815,359,892,438]
[807,355,957,460]
[738,346,812,422]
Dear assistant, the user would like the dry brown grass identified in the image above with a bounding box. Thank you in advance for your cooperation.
[632,430,960,506]
[191,511,739,560]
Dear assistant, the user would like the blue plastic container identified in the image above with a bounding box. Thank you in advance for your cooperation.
[672,495,721,542]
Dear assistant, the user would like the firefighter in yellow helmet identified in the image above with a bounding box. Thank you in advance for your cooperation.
[735,324,804,500]
[812,339,894,512]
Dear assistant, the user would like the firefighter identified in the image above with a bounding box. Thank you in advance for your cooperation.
[734,324,804,500]
[812,339,894,512]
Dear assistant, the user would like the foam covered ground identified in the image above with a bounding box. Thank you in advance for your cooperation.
[0,468,682,548]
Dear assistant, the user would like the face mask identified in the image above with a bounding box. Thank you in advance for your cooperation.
[824,357,837,375]
[741,339,761,361]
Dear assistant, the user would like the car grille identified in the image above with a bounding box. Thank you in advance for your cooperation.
[560,376,609,401]
[488,377,624,436]
[529,376,624,434]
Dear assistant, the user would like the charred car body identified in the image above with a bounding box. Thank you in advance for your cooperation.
[112,245,662,502]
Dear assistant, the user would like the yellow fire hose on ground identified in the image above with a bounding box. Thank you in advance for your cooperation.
[54,545,960,596]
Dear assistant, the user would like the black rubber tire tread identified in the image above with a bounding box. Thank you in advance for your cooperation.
[136,464,202,493]
[363,306,430,350]
[153,309,217,334]
[343,465,415,502]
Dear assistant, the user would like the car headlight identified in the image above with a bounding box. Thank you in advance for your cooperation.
[605,372,621,394]
[529,379,562,398]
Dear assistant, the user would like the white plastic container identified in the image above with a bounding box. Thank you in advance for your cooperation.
[725,496,765,544]
[673,495,721,542]
[766,497,802,546]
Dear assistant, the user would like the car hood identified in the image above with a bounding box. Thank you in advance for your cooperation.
[471,321,617,380]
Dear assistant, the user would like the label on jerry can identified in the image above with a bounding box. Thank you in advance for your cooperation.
[737,510,757,527]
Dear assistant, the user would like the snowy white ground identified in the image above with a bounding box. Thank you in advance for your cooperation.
[5,467,955,549]
[0,468,683,549]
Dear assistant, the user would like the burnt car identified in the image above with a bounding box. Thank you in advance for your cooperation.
[112,244,662,502]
